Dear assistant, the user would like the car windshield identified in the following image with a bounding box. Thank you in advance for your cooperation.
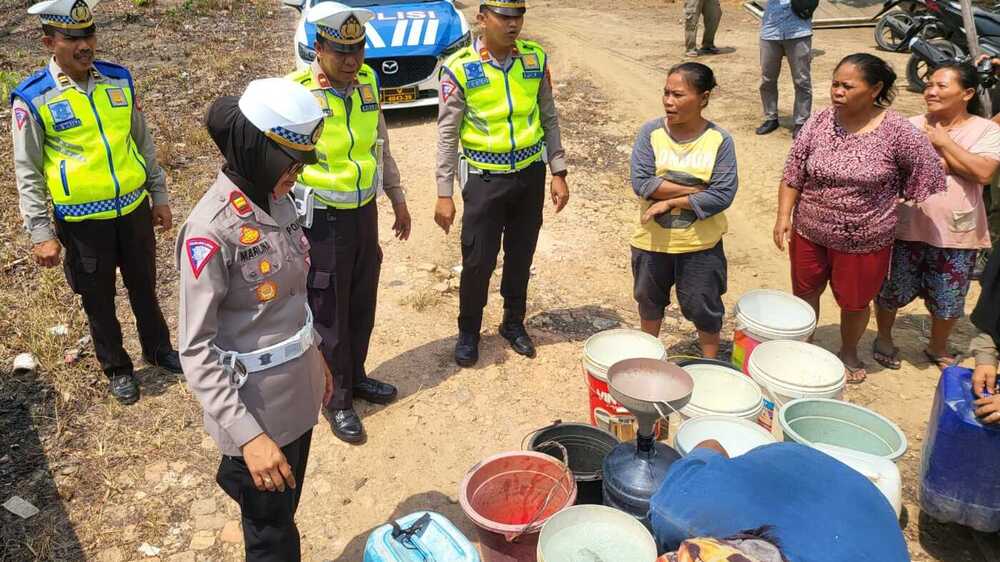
[312,0,436,6]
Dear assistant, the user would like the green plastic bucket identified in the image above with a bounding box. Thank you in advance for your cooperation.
[777,398,908,462]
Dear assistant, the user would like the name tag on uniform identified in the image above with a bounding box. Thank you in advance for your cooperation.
[357,84,379,112]
[106,88,128,108]
[463,62,490,89]
[237,240,274,263]
[48,100,81,131]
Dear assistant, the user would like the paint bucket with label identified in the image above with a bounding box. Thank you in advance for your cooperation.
[582,329,666,441]
[731,290,817,374]
[747,340,845,431]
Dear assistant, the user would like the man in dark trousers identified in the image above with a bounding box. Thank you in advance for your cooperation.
[11,0,181,405]
[435,0,570,367]
[287,3,411,443]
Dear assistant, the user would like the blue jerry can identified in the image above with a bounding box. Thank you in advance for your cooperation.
[363,511,481,562]
[920,367,1000,532]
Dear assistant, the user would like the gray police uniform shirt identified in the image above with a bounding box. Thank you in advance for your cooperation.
[11,58,168,244]
[435,37,567,197]
[177,172,325,456]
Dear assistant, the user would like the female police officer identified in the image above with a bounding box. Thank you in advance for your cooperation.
[177,78,332,561]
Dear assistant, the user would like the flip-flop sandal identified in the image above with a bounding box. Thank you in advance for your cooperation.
[872,340,901,370]
[838,354,868,384]
[923,349,959,371]
[844,364,868,384]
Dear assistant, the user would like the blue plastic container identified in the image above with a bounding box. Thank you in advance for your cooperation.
[363,511,481,562]
[920,367,1000,532]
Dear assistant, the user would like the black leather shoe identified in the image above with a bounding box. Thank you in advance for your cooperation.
[144,349,183,374]
[756,119,779,135]
[109,373,140,405]
[353,378,398,405]
[792,124,803,139]
[329,408,365,443]
[454,332,480,367]
[499,320,536,358]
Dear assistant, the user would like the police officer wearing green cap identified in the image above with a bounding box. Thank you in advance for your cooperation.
[435,0,570,367]
[11,0,181,405]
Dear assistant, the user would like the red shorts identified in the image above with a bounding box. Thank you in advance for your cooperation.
[790,231,892,312]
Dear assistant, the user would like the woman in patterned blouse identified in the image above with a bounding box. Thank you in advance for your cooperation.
[773,53,946,383]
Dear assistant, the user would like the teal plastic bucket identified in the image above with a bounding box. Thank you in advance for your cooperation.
[777,398,908,461]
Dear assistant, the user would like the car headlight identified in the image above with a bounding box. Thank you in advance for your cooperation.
[441,32,471,57]
[297,42,316,63]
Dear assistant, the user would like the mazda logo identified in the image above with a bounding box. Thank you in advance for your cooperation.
[382,60,399,75]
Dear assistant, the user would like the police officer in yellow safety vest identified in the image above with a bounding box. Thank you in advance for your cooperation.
[435,0,570,367]
[10,0,181,405]
[286,2,411,444]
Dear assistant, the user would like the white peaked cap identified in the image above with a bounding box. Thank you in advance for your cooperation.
[238,78,325,154]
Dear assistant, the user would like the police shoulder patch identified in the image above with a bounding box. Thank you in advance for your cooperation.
[186,237,220,280]
[14,108,28,131]
[229,191,253,217]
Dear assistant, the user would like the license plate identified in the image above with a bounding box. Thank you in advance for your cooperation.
[381,87,418,104]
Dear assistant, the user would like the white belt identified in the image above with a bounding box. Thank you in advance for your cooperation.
[215,307,315,388]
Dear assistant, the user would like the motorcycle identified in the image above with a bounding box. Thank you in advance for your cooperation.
[873,0,942,52]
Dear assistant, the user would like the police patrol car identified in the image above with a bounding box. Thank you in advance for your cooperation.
[284,0,471,109]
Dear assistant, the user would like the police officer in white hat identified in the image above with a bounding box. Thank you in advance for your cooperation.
[11,0,181,405]
[287,2,410,443]
[178,78,333,561]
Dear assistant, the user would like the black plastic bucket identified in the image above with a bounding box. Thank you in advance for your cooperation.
[528,422,620,505]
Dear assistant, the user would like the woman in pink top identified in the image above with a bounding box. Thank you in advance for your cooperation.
[874,63,1000,371]
[774,53,946,383]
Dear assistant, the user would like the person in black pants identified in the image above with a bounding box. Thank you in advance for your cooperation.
[11,0,181,404]
[434,0,570,366]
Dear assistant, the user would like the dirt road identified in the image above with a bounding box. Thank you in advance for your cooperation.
[2,0,998,559]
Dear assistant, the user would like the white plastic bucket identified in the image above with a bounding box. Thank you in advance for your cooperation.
[814,443,903,518]
[731,290,817,373]
[678,360,764,424]
[747,340,846,432]
[675,415,777,457]
[537,504,657,562]
[582,329,666,441]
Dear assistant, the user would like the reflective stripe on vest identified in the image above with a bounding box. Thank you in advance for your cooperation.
[14,64,148,222]
[445,39,546,172]
[286,65,381,210]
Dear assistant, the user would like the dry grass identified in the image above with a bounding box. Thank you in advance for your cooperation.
[402,288,446,312]
[0,1,300,559]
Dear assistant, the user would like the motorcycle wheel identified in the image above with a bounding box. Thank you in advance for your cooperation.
[907,39,964,92]
[875,11,914,52]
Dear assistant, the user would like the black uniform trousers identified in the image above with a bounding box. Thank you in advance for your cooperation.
[216,430,312,562]
[459,161,546,334]
[54,200,172,378]
[305,201,381,410]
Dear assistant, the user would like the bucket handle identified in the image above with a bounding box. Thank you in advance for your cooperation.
[504,440,573,543]
[520,419,563,451]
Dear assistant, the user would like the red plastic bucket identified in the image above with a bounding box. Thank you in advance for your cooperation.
[459,451,577,562]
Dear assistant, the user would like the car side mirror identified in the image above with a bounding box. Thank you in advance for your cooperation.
[282,0,306,12]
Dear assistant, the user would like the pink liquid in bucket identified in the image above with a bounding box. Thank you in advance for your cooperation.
[459,451,577,562]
